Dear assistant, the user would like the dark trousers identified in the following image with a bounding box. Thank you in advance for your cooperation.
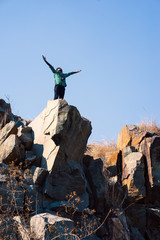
[54,84,65,100]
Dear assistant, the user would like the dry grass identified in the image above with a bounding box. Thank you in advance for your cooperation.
[86,141,118,167]
[138,120,160,135]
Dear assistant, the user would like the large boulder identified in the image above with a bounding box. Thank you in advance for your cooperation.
[117,125,151,151]
[83,155,106,213]
[0,134,25,164]
[118,147,145,201]
[0,121,17,145]
[33,167,48,185]
[117,125,160,202]
[44,160,89,211]
[17,125,33,150]
[13,216,30,240]
[30,212,74,240]
[29,99,92,171]
[29,100,91,207]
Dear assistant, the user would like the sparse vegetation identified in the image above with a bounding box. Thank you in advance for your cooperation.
[138,120,160,135]
[86,140,118,167]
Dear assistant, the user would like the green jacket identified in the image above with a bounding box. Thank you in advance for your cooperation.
[48,64,76,87]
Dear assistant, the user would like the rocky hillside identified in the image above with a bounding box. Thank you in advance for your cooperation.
[0,98,160,240]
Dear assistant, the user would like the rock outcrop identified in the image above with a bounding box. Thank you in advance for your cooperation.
[29,99,92,210]
[113,124,160,239]
[0,99,107,240]
[29,99,91,171]
[1,98,160,240]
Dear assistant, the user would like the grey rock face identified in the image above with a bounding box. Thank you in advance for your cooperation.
[29,99,92,171]
[44,160,89,210]
[0,121,17,145]
[83,155,106,213]
[18,125,33,150]
[139,136,160,202]
[32,167,48,185]
[24,150,37,168]
[13,216,30,240]
[108,217,130,240]
[122,150,145,200]
[0,134,25,164]
[30,212,73,240]
[29,100,91,208]
[117,147,145,201]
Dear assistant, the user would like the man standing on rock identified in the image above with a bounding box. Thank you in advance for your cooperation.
[42,56,81,100]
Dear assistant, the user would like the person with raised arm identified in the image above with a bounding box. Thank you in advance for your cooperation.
[42,55,81,100]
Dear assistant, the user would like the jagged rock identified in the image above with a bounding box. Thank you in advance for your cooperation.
[108,217,130,240]
[0,134,25,164]
[13,216,30,240]
[28,100,91,209]
[123,146,137,157]
[29,99,92,171]
[117,125,136,150]
[105,208,130,240]
[44,160,89,211]
[18,126,32,133]
[83,155,106,214]
[119,147,145,201]
[30,212,73,240]
[13,114,30,127]
[105,150,119,168]
[18,125,33,150]
[0,99,12,113]
[117,125,153,150]
[24,151,37,168]
[139,136,160,202]
[33,167,48,185]
[0,121,17,145]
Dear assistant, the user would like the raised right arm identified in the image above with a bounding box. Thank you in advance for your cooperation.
[42,55,56,73]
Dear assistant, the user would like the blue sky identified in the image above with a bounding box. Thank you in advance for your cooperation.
[0,0,160,143]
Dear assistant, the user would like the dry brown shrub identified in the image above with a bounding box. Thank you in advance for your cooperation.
[138,120,160,135]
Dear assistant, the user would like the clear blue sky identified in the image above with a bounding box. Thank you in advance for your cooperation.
[0,0,160,143]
